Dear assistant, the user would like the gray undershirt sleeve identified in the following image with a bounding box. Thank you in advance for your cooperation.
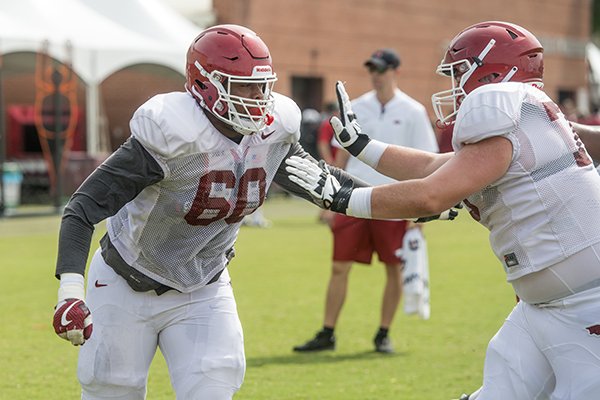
[55,137,164,278]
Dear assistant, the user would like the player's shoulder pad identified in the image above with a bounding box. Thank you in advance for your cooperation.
[453,82,526,150]
[265,92,302,143]
[129,92,212,159]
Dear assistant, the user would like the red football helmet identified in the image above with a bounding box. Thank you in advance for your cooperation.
[432,21,544,125]
[185,24,277,135]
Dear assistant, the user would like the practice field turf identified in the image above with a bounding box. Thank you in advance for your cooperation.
[0,197,514,399]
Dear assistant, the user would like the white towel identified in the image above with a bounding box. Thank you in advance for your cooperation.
[397,228,430,320]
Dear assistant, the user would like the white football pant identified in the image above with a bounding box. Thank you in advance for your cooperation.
[479,285,600,400]
[78,250,245,400]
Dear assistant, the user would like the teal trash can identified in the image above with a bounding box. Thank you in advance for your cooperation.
[3,162,23,210]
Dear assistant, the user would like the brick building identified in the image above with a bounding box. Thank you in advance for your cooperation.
[5,0,593,150]
[1,0,593,201]
[212,0,592,117]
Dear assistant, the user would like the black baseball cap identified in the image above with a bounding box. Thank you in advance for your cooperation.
[364,48,401,71]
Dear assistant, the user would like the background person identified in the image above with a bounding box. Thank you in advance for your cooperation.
[317,101,341,166]
[293,48,439,354]
[316,101,341,224]
[298,107,323,160]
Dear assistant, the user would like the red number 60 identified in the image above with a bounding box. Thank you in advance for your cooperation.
[184,167,267,226]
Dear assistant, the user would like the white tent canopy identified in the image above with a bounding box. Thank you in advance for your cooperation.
[0,0,203,154]
[80,0,200,55]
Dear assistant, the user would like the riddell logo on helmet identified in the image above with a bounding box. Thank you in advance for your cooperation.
[253,66,272,73]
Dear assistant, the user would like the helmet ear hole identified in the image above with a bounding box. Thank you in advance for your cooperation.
[478,72,500,84]
[196,80,208,90]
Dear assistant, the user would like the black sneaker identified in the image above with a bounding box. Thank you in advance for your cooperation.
[374,335,394,353]
[293,330,335,352]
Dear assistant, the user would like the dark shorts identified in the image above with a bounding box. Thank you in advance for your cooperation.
[331,214,407,265]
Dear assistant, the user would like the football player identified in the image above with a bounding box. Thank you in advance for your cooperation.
[457,120,600,400]
[51,24,372,400]
[287,21,600,399]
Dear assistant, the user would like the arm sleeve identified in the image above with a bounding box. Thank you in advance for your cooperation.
[55,137,164,278]
[273,142,370,207]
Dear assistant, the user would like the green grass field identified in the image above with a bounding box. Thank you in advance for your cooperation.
[0,197,515,399]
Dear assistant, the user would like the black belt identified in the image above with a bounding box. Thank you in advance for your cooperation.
[152,268,224,295]
[100,233,228,295]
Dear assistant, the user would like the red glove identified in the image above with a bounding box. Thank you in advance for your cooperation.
[53,273,93,345]
[53,299,93,345]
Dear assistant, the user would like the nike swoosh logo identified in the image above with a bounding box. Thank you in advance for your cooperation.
[61,301,78,326]
[261,130,276,139]
[95,280,108,288]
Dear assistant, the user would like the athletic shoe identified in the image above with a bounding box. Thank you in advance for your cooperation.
[293,330,335,352]
[374,335,394,353]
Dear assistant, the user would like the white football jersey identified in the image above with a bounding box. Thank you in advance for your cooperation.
[106,91,301,292]
[453,82,600,281]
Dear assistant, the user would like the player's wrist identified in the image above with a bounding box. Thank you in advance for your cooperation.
[356,140,388,168]
[345,134,371,157]
[346,187,373,218]
[58,273,85,302]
